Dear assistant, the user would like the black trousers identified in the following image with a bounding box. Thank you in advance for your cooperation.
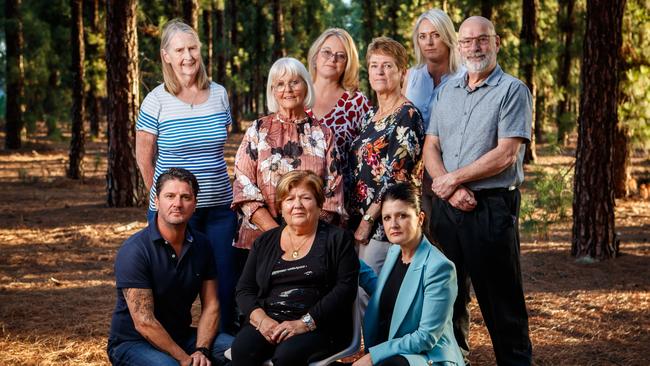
[431,188,532,366]
[230,324,348,366]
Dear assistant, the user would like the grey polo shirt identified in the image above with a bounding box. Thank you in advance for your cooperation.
[427,64,532,190]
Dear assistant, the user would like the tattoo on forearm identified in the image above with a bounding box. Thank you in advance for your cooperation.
[123,288,156,323]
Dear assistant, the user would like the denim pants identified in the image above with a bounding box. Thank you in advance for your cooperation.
[108,331,234,365]
[148,205,247,333]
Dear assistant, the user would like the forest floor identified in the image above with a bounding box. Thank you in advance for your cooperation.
[0,128,648,366]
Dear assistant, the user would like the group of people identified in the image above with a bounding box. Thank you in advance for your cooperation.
[107,8,533,366]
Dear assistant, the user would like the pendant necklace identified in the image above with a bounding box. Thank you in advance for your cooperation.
[287,229,311,259]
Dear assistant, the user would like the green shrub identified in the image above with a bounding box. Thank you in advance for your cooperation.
[521,167,573,237]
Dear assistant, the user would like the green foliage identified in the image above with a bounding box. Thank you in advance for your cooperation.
[521,167,574,236]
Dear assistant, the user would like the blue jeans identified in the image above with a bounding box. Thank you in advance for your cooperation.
[148,206,247,333]
[108,331,234,365]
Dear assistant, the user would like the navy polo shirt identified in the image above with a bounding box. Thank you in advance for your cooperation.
[107,217,217,347]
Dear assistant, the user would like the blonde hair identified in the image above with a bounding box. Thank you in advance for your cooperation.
[275,170,325,211]
[307,28,361,91]
[266,57,316,113]
[412,9,460,74]
[160,19,210,95]
[366,36,409,72]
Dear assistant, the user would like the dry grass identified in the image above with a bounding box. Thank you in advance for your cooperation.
[0,131,648,365]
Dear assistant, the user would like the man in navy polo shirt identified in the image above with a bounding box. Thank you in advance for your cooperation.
[107,168,233,366]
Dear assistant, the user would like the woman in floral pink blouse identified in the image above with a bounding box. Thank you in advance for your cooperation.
[232,57,346,249]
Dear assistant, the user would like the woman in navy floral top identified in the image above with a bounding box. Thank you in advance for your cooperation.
[348,37,425,277]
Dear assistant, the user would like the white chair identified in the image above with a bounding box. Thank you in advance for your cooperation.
[225,288,362,366]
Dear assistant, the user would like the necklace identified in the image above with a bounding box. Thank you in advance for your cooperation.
[189,88,200,109]
[276,113,309,124]
[286,229,313,259]
[374,97,404,121]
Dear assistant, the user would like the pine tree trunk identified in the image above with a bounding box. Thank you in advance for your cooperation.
[228,0,241,133]
[215,1,226,84]
[166,0,181,19]
[183,0,199,30]
[271,0,286,60]
[87,0,101,138]
[571,0,626,260]
[69,0,86,180]
[613,126,631,198]
[106,0,144,207]
[481,0,494,20]
[203,6,213,79]
[520,0,537,163]
[556,0,575,145]
[362,0,375,50]
[4,0,25,150]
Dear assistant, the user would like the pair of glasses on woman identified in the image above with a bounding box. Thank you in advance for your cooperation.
[319,49,347,63]
[274,79,304,92]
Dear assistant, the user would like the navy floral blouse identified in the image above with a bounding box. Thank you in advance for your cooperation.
[347,101,424,241]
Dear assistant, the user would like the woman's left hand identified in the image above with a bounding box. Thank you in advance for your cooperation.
[352,353,374,366]
[271,319,309,343]
[354,220,373,245]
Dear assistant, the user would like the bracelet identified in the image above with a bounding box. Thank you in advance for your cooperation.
[195,347,210,358]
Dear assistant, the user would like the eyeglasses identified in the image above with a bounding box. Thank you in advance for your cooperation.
[458,35,496,48]
[319,49,347,63]
[274,79,303,92]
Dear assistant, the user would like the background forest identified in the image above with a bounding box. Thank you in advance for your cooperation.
[0,0,649,365]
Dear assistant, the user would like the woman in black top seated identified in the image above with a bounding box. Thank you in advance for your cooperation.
[232,170,359,366]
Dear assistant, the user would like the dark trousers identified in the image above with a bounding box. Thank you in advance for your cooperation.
[421,171,438,244]
[230,324,347,366]
[430,188,532,366]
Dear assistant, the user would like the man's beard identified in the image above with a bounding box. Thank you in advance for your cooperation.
[463,51,494,73]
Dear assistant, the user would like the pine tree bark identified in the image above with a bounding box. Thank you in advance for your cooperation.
[481,0,494,20]
[556,0,576,145]
[86,0,102,137]
[612,126,631,198]
[572,0,626,260]
[106,0,144,207]
[228,0,241,132]
[203,6,213,79]
[183,0,199,30]
[215,1,226,84]
[4,0,25,150]
[165,0,181,19]
[271,0,286,60]
[69,0,86,179]
[520,0,537,163]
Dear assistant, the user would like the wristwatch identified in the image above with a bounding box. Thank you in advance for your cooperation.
[195,346,210,358]
[301,313,316,331]
[362,214,375,225]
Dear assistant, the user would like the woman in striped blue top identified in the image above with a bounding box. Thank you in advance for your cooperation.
[135,20,243,335]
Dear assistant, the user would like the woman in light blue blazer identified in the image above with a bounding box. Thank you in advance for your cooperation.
[355,183,465,366]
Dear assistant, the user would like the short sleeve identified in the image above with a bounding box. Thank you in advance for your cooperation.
[498,81,532,143]
[426,92,441,136]
[136,91,161,136]
[216,83,233,127]
[114,239,151,289]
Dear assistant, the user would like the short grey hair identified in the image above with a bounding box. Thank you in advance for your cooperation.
[412,9,460,74]
[266,57,315,113]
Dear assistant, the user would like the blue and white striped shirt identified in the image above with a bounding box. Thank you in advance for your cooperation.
[137,82,233,210]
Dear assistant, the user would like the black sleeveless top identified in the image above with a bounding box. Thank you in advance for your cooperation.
[377,256,410,342]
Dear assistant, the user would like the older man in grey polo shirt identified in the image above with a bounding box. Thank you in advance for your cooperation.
[423,16,533,366]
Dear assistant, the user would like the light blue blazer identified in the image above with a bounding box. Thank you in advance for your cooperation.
[360,237,465,366]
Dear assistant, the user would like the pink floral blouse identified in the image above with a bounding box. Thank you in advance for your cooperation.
[232,114,346,249]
